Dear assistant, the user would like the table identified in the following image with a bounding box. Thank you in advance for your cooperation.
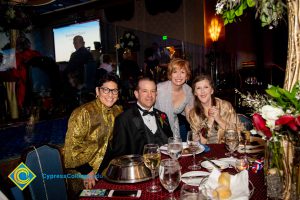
[81,144,267,199]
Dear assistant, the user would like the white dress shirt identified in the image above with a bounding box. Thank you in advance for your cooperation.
[137,103,158,134]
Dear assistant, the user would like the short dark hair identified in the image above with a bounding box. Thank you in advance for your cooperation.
[135,76,156,90]
[96,73,120,88]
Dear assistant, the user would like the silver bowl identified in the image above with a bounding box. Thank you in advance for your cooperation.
[104,154,152,183]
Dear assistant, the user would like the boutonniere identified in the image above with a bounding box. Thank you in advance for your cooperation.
[158,112,167,127]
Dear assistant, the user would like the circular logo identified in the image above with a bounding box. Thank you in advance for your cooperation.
[13,167,31,185]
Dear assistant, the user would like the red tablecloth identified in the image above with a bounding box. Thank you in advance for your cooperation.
[81,144,266,199]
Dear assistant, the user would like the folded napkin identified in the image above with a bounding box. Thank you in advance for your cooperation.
[204,169,249,200]
[159,144,168,151]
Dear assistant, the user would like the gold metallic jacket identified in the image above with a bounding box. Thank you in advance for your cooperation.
[64,99,122,173]
[188,98,241,143]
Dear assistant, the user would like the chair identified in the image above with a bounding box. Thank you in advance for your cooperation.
[24,145,67,200]
[238,113,253,131]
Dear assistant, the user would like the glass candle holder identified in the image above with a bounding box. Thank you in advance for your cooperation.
[235,158,249,172]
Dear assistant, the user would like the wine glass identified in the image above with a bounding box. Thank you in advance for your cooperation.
[159,159,181,200]
[187,131,201,170]
[224,128,239,157]
[167,137,183,160]
[143,144,162,192]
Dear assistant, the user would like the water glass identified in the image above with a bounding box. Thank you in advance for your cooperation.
[168,137,183,160]
[159,159,181,200]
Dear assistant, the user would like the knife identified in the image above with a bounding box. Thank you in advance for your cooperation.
[203,157,222,170]
[181,175,208,180]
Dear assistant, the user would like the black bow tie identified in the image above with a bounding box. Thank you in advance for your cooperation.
[137,105,155,116]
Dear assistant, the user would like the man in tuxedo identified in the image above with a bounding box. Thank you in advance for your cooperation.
[98,77,173,173]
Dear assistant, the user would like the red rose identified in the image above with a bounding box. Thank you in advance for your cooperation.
[275,115,299,131]
[253,113,272,138]
[275,115,295,126]
[295,116,300,127]
[161,113,166,121]
[288,121,299,132]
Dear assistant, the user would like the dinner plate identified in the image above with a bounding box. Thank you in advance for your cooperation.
[181,171,210,186]
[218,157,238,166]
[201,160,229,171]
[160,142,205,157]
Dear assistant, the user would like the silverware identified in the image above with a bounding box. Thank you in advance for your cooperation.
[181,175,208,180]
[203,157,222,170]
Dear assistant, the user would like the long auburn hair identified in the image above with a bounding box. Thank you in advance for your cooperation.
[192,74,216,118]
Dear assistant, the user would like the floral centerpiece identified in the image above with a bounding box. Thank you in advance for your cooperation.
[236,83,300,140]
[0,5,33,35]
[236,82,300,199]
[215,0,286,28]
[115,31,140,52]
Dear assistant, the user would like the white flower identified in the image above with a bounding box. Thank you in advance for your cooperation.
[216,2,224,14]
[261,105,284,130]
[128,41,134,47]
[125,33,130,38]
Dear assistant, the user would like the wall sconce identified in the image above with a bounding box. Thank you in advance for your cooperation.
[209,18,222,42]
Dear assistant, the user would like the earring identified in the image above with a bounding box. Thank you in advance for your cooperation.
[96,95,99,98]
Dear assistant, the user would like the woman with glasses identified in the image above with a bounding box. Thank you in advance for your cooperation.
[64,73,122,195]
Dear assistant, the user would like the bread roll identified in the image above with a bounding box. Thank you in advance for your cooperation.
[215,185,232,200]
[218,172,231,187]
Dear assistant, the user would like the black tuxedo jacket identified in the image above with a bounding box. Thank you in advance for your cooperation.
[98,104,173,173]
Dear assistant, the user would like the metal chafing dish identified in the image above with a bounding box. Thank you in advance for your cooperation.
[104,154,152,183]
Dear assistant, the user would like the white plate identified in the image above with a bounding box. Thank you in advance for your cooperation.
[218,157,238,166]
[160,142,205,157]
[181,171,210,186]
[201,160,229,171]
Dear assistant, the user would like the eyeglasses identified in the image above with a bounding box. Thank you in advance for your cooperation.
[100,87,119,95]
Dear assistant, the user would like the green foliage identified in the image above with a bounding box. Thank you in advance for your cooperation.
[266,82,300,114]
[216,0,286,28]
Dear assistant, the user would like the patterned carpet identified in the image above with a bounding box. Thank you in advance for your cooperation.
[0,117,68,161]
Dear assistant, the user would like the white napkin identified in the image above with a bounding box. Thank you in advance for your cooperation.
[204,169,249,200]
[159,144,168,151]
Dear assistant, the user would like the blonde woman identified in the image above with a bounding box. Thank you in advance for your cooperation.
[155,58,194,139]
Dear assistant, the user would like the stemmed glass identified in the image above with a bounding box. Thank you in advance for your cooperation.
[187,131,201,170]
[224,127,239,157]
[240,124,251,158]
[180,184,207,200]
[167,137,183,160]
[235,158,249,172]
[143,144,162,192]
[159,159,181,200]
